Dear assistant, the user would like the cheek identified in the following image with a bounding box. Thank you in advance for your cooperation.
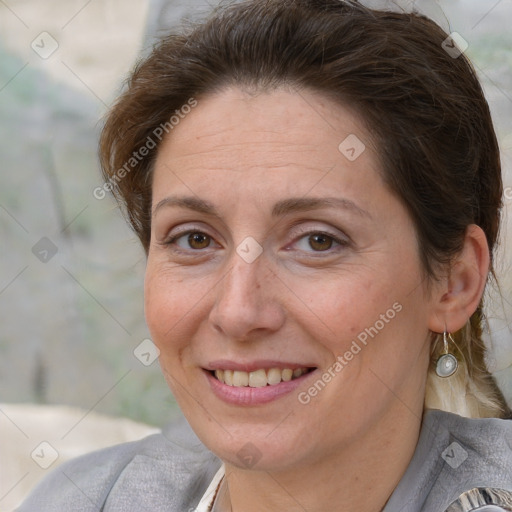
[288,270,389,345]
[144,266,196,352]
[288,258,425,365]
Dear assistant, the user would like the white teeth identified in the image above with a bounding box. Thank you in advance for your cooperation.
[233,370,249,387]
[281,369,293,382]
[224,369,234,386]
[249,369,267,388]
[213,367,310,387]
[267,368,282,385]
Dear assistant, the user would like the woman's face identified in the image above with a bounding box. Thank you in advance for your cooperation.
[145,87,435,471]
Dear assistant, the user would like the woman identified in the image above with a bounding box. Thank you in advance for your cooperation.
[20,0,512,510]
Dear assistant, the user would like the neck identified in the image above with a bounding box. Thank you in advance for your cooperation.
[215,406,424,512]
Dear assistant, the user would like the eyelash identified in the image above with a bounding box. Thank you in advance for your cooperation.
[163,228,349,255]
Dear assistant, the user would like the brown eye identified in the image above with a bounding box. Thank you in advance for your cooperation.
[187,232,211,249]
[308,233,334,251]
[292,230,347,254]
[165,230,215,251]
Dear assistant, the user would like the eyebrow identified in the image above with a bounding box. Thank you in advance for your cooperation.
[152,195,371,219]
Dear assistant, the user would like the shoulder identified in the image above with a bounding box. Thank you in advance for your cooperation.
[425,409,512,511]
[430,409,512,475]
[385,409,512,512]
[17,419,221,512]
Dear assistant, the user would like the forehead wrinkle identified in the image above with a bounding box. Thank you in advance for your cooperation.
[166,141,322,159]
[195,127,294,138]
[157,162,335,175]
[158,146,337,176]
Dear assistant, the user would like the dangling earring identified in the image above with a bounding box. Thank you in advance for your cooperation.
[436,331,458,378]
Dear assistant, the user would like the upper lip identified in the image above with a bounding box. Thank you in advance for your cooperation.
[204,360,317,373]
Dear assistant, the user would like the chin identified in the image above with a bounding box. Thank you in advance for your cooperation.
[187,414,315,472]
[214,435,305,472]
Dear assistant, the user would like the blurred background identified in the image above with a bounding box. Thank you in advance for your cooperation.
[0,0,511,509]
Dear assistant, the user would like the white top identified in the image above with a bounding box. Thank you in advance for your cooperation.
[194,464,226,512]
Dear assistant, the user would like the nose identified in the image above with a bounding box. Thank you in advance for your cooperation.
[208,250,286,341]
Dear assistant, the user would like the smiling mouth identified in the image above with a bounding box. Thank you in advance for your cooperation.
[210,367,316,387]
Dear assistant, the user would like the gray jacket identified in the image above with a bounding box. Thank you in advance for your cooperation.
[18,409,512,511]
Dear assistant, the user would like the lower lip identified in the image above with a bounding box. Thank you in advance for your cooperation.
[204,370,316,406]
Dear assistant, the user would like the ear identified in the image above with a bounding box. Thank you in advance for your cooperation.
[428,224,490,334]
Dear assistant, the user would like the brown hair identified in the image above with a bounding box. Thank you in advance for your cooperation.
[99,0,509,417]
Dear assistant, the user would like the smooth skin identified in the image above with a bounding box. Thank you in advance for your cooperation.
[144,86,489,512]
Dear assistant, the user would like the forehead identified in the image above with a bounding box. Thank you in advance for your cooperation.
[152,86,382,206]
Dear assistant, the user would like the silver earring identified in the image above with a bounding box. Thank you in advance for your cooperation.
[436,331,458,378]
